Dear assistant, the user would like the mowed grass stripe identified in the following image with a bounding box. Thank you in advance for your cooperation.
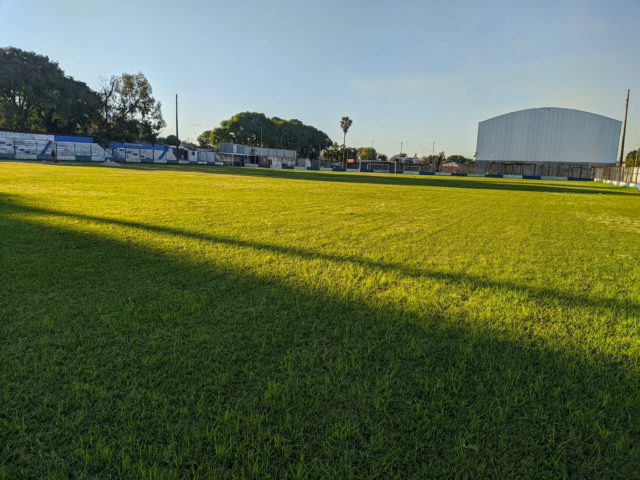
[1,162,639,478]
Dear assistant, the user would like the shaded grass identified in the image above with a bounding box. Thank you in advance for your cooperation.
[1,162,639,478]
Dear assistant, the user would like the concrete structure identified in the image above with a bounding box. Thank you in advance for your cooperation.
[110,142,216,164]
[0,131,219,164]
[0,131,106,161]
[475,107,621,178]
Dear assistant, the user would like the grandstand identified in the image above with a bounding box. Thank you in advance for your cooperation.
[0,131,106,161]
[0,131,217,164]
[217,143,296,167]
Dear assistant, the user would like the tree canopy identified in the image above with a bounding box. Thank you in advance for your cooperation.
[0,47,165,144]
[197,130,212,148]
[322,143,357,161]
[0,47,101,135]
[340,116,353,145]
[625,150,639,167]
[159,135,180,146]
[98,72,165,143]
[357,147,377,160]
[203,112,332,159]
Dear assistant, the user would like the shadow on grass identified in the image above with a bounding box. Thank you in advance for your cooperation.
[115,163,635,196]
[0,194,638,478]
[2,195,638,315]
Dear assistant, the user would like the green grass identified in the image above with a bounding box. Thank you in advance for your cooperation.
[1,162,639,479]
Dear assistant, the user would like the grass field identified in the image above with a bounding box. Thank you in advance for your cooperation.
[1,162,639,478]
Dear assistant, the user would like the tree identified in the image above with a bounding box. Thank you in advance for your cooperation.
[625,150,639,167]
[340,116,353,164]
[434,151,446,172]
[357,147,377,160]
[99,72,165,143]
[322,142,356,162]
[0,47,101,135]
[202,112,332,159]
[378,154,388,162]
[163,135,180,146]
[197,130,212,148]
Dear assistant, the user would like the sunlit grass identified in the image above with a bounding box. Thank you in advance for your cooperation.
[1,162,639,478]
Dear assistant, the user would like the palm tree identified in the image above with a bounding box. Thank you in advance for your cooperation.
[340,116,353,166]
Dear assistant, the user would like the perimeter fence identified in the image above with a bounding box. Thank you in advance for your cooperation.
[594,166,640,189]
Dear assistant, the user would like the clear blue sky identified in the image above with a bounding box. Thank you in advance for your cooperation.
[2,0,639,157]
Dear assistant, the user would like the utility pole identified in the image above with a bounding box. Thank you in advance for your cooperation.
[617,89,630,183]
[400,141,403,155]
[432,140,435,154]
[619,89,630,166]
[175,94,179,141]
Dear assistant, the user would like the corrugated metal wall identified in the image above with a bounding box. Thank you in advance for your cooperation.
[476,108,621,164]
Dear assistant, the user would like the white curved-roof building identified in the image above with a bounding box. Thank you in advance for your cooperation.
[476,107,621,165]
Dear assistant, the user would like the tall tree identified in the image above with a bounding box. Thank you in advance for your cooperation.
[340,116,353,164]
[0,47,101,135]
[99,72,165,143]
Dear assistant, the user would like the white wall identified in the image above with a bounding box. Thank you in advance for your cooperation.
[476,107,621,164]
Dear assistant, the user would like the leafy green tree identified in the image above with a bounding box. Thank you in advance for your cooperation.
[322,142,356,162]
[0,47,101,135]
[625,150,639,167]
[321,143,341,160]
[99,72,165,143]
[357,147,377,160]
[163,135,180,146]
[203,112,332,159]
[378,154,388,162]
[197,130,212,148]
